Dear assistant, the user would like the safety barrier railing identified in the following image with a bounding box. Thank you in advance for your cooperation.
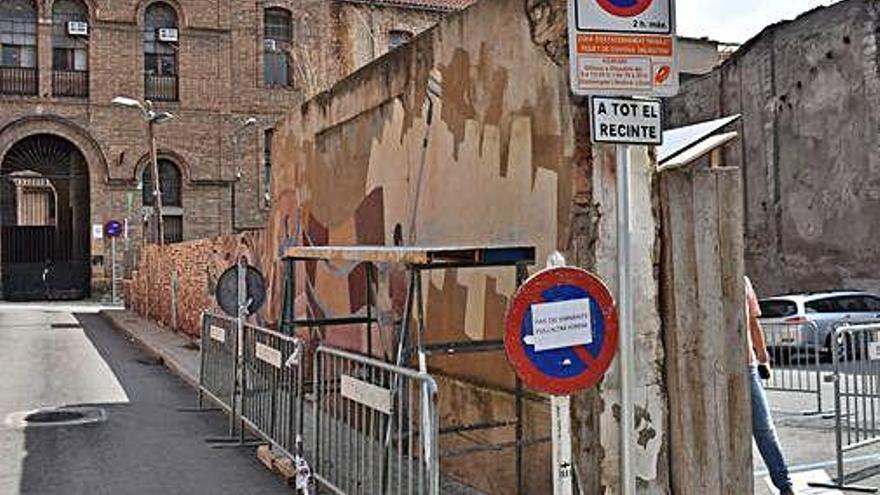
[809,322,880,492]
[761,321,828,415]
[313,345,439,495]
[198,312,238,416]
[240,322,306,459]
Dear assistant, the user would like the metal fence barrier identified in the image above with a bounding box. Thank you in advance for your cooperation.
[198,313,238,416]
[762,321,828,415]
[810,322,880,492]
[313,345,439,495]
[240,322,306,459]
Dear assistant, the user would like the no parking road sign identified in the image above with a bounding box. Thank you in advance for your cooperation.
[569,0,678,97]
[504,266,618,395]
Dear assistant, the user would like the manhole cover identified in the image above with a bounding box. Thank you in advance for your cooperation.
[6,407,107,428]
[25,410,85,423]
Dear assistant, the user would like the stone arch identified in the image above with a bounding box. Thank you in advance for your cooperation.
[131,148,192,184]
[134,0,186,28]
[46,0,95,21]
[0,115,108,182]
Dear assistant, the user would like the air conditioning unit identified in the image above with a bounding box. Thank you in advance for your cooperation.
[67,21,88,36]
[157,28,178,43]
[263,39,277,52]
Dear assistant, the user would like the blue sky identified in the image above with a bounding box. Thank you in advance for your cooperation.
[676,0,840,43]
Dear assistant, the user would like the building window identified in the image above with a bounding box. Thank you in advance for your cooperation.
[263,128,273,205]
[142,158,183,243]
[263,8,291,88]
[388,30,413,50]
[0,0,37,95]
[144,2,178,101]
[52,0,89,97]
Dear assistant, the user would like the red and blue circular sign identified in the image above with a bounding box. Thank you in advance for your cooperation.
[504,266,618,395]
[597,0,653,17]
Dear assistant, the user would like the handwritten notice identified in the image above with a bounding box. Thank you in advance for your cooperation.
[525,299,593,352]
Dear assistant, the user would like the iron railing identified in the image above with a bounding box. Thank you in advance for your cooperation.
[0,67,37,96]
[52,70,88,97]
[761,321,827,415]
[145,74,178,101]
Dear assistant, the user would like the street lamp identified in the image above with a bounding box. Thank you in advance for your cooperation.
[230,117,257,231]
[113,96,175,245]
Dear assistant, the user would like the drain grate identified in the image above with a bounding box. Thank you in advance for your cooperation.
[26,410,86,423]
[50,323,82,329]
[7,406,107,428]
[136,357,164,366]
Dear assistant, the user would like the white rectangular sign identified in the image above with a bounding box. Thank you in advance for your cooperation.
[341,375,393,414]
[526,298,593,352]
[868,342,880,361]
[92,223,104,240]
[255,342,282,368]
[591,96,663,145]
[209,325,226,343]
[568,0,679,97]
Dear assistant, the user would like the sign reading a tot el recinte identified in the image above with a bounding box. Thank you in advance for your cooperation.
[590,96,663,145]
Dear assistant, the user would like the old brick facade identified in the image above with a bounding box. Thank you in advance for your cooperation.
[0,0,464,299]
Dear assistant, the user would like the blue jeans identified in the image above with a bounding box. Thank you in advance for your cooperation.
[751,365,792,492]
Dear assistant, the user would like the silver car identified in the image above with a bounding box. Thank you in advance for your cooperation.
[758,291,880,359]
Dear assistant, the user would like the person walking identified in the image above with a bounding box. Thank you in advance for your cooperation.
[746,275,795,495]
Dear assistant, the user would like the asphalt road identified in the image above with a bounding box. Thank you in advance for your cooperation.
[0,304,291,495]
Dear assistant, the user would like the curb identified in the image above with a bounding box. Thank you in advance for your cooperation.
[99,310,200,390]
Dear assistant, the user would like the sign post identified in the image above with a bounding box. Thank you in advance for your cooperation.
[104,220,122,305]
[568,1,677,493]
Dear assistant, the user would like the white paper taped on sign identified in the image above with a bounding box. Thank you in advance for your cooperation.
[209,325,226,343]
[255,342,282,368]
[341,375,392,414]
[525,298,593,352]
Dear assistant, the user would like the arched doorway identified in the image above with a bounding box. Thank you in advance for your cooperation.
[0,134,90,300]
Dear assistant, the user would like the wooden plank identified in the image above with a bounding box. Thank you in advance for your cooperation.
[693,169,725,492]
[661,167,703,494]
[283,244,535,265]
[661,165,751,494]
[715,167,752,493]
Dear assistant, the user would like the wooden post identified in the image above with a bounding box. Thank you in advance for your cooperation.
[660,165,752,494]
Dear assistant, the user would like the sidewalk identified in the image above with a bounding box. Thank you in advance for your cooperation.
[101,309,200,388]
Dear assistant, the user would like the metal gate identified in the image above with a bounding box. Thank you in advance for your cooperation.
[810,322,880,492]
[0,134,91,301]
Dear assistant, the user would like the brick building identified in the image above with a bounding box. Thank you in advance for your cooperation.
[0,0,466,301]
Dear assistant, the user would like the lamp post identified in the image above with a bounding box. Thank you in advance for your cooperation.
[231,117,256,231]
[112,96,174,245]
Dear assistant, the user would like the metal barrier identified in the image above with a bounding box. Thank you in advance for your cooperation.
[810,322,880,492]
[198,312,238,415]
[313,345,439,495]
[762,321,827,414]
[240,322,306,458]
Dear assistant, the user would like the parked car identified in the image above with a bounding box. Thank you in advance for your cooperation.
[758,291,880,360]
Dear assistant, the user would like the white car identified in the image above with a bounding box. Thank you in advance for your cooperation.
[758,291,880,359]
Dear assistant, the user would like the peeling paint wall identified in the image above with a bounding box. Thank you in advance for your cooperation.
[262,0,668,493]
[666,0,880,296]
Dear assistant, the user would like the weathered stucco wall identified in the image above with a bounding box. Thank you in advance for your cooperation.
[263,0,668,493]
[666,0,880,296]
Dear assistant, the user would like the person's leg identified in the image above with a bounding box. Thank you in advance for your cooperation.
[751,366,793,492]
